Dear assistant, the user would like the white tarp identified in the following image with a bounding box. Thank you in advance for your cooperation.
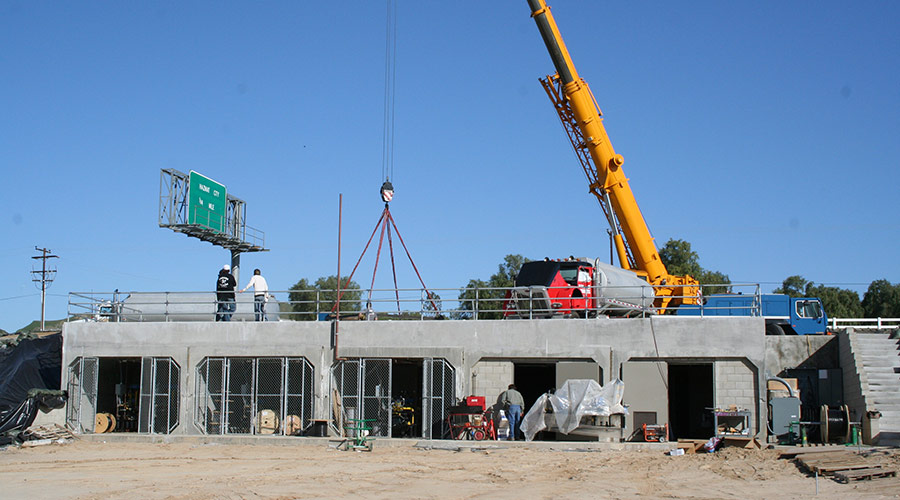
[521,379,626,441]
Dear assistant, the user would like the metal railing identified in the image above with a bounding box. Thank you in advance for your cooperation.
[67,282,764,323]
[828,317,900,330]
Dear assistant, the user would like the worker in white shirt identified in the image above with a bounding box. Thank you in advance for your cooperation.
[239,268,269,321]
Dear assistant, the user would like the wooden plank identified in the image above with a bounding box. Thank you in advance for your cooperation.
[778,445,846,458]
[677,439,706,454]
[814,463,875,476]
[794,451,856,463]
[834,467,896,483]
[721,436,761,449]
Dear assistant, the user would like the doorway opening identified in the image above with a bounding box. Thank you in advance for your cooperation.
[96,357,141,433]
[667,364,713,439]
[331,357,455,439]
[391,359,423,437]
[513,362,556,416]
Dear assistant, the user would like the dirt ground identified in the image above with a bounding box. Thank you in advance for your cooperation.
[1,440,899,500]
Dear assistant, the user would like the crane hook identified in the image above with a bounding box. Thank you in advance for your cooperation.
[381,180,394,205]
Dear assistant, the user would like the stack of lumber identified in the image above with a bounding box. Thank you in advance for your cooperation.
[779,447,897,483]
[23,424,75,441]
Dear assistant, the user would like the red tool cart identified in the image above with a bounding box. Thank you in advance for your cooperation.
[447,399,496,441]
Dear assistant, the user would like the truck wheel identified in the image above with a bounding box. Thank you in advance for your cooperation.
[766,324,785,336]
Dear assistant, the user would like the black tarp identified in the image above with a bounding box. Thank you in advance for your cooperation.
[0,334,63,433]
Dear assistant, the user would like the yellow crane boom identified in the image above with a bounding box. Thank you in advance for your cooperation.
[526,0,699,310]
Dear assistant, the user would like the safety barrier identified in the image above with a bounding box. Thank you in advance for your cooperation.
[68,282,762,323]
[828,317,900,330]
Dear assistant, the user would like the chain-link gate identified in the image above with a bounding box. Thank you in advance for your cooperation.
[138,357,180,434]
[194,356,314,435]
[331,358,454,439]
[422,358,455,439]
[66,357,98,433]
[331,359,392,437]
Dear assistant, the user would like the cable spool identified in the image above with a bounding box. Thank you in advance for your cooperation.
[819,404,851,443]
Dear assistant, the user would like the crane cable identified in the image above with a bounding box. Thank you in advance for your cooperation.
[381,0,398,185]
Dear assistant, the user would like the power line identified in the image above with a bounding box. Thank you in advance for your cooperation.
[0,293,39,302]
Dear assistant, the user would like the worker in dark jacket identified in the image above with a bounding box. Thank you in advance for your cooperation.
[216,265,237,321]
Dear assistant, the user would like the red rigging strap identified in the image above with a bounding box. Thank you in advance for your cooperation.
[332,204,438,314]
[333,208,388,311]
[367,213,389,304]
[387,223,401,312]
[386,209,438,312]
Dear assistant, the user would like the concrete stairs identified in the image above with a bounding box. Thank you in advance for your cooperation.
[850,331,900,446]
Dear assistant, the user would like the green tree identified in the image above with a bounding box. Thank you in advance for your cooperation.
[774,275,809,298]
[861,279,900,318]
[287,275,361,320]
[423,291,443,318]
[658,239,701,277]
[658,239,731,295]
[805,283,863,318]
[457,254,526,319]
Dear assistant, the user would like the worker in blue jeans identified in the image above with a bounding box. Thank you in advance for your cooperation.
[501,384,525,440]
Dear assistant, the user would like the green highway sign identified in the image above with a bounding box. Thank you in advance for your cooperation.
[188,171,226,232]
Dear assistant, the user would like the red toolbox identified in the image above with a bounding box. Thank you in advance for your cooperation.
[466,396,486,411]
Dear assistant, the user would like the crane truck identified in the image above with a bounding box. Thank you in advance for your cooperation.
[509,0,699,317]
[507,1,828,334]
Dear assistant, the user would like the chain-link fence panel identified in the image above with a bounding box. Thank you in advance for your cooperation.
[423,358,455,439]
[66,357,98,433]
[226,358,254,434]
[331,359,391,437]
[195,356,315,436]
[195,357,225,434]
[137,357,180,434]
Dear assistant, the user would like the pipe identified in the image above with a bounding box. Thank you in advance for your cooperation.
[766,376,795,398]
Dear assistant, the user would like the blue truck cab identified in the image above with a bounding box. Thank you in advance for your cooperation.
[677,294,827,335]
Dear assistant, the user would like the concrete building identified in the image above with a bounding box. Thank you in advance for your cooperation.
[61,316,894,444]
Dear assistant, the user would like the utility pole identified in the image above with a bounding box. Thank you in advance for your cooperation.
[31,246,59,332]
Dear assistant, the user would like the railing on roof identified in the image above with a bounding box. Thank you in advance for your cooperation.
[67,283,766,323]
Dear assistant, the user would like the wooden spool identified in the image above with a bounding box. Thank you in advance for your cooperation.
[256,409,279,435]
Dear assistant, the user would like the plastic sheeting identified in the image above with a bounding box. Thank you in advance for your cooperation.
[0,333,62,429]
[521,379,626,441]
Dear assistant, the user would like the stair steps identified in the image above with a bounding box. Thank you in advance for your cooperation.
[851,331,900,446]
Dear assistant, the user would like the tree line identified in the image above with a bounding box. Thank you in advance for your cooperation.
[282,239,899,320]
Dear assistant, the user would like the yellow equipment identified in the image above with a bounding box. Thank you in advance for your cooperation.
[526,0,699,311]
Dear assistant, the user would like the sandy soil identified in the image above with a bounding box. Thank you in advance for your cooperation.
[1,440,898,500]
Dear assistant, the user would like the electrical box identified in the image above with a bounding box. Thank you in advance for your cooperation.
[771,397,801,436]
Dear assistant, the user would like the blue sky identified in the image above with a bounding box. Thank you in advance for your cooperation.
[2,1,898,332]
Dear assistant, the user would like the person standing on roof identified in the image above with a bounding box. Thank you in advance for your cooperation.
[216,265,237,322]
[239,268,269,321]
[501,384,525,440]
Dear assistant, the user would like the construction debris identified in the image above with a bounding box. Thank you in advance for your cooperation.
[23,423,75,442]
[783,447,897,483]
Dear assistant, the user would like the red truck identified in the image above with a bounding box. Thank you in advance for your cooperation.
[503,258,655,318]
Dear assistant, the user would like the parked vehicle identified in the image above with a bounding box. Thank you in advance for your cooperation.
[503,258,654,318]
[677,294,827,335]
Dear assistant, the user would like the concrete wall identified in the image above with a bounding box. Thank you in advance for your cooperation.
[765,335,838,377]
[472,361,514,412]
[62,315,767,439]
[715,360,758,435]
